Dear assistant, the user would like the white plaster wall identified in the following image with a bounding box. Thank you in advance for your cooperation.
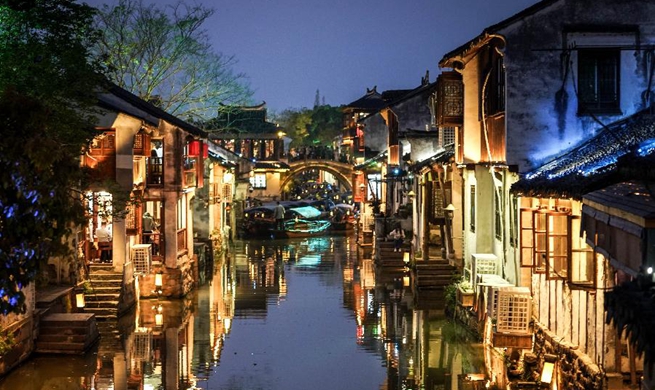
[500,0,655,173]
[460,60,482,164]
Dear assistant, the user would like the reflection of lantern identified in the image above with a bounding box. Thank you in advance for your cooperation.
[155,304,164,326]
[76,292,85,308]
[155,273,163,288]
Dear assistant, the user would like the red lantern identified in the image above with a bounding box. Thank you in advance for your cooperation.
[188,140,200,156]
[203,142,208,158]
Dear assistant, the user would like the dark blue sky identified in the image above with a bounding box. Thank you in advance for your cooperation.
[89,0,539,113]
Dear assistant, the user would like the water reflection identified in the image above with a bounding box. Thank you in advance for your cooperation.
[0,234,485,390]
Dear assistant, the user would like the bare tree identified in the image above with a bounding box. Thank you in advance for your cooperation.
[93,0,253,123]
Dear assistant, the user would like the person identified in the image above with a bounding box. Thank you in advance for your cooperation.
[273,201,286,230]
[143,212,155,233]
[96,221,112,243]
[95,221,112,262]
[388,225,405,252]
[143,211,159,241]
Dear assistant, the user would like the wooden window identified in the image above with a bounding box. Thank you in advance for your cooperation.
[547,212,568,280]
[568,215,595,288]
[578,49,620,114]
[470,185,476,233]
[520,208,535,267]
[521,208,570,279]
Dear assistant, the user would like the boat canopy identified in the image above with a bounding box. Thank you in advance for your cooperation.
[291,206,322,219]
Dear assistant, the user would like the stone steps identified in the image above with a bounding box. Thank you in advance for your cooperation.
[85,265,122,320]
[414,261,458,290]
[35,313,99,354]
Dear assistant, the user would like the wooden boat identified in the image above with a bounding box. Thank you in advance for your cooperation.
[272,218,332,239]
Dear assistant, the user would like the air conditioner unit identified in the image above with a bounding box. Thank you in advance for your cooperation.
[477,274,512,318]
[131,244,152,274]
[471,253,498,289]
[495,286,531,334]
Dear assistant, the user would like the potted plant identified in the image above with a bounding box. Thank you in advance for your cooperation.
[456,280,475,307]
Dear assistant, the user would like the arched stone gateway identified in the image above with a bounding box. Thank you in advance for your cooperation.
[280,160,354,196]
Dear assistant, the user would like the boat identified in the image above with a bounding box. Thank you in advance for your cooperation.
[241,203,331,238]
[329,203,356,232]
[272,218,332,239]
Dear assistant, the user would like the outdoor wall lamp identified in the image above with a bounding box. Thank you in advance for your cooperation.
[75,291,86,309]
[403,252,410,265]
[540,354,557,386]
[223,171,233,183]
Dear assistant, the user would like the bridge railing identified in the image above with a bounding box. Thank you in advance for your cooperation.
[288,146,352,164]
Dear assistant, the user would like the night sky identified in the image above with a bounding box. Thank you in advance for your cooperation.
[87,0,539,113]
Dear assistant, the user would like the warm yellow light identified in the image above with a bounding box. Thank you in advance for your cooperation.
[541,361,555,384]
[403,276,410,287]
[76,292,85,308]
[407,190,416,197]
[155,313,164,326]
[223,171,233,183]
[155,273,163,288]
[403,252,410,264]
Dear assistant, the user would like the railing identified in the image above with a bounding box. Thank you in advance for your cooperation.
[142,231,162,258]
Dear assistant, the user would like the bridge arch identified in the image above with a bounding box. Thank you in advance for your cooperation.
[280,160,354,197]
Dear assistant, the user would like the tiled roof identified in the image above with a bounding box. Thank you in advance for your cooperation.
[345,87,387,111]
[409,143,455,173]
[439,0,559,68]
[98,83,207,138]
[354,150,387,171]
[511,107,655,198]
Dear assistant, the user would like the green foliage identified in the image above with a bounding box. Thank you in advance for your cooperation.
[277,105,342,146]
[93,0,253,123]
[0,0,102,315]
[0,330,16,356]
[444,274,465,312]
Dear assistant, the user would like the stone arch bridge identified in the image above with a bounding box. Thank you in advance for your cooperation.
[281,159,354,194]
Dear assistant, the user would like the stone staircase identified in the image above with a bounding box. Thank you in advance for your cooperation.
[413,259,457,290]
[374,238,410,269]
[35,313,99,354]
[85,263,122,320]
[412,258,459,310]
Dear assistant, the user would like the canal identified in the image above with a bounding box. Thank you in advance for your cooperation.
[0,234,486,390]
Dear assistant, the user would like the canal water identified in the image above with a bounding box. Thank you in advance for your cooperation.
[0,234,486,390]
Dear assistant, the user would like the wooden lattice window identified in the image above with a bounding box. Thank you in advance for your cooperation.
[222,183,233,202]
